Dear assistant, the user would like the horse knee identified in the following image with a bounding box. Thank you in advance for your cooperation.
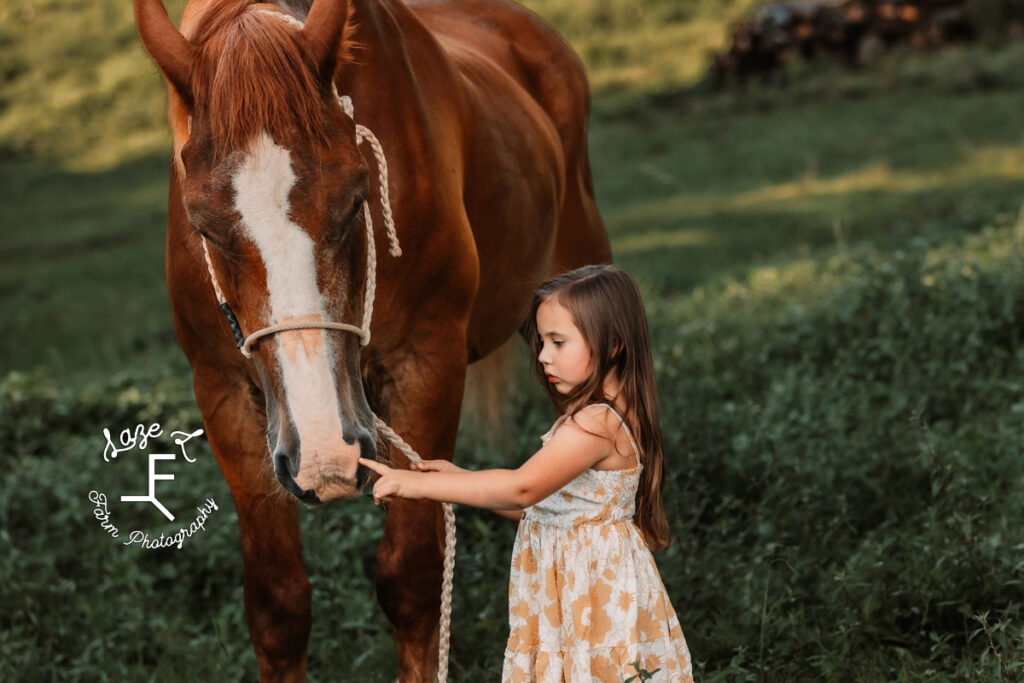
[374,532,442,626]
[244,572,312,661]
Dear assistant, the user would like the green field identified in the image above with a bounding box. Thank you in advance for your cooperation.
[3,0,1024,680]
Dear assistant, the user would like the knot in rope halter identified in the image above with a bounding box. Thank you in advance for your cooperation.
[195,26,456,678]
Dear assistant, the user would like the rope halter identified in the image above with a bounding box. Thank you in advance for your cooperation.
[199,93,401,358]
[192,17,457,678]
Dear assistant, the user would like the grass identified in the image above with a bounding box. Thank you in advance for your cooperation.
[5,214,1024,680]
[0,0,747,170]
[519,0,758,93]
[0,155,182,385]
[4,0,1024,679]
[9,65,1024,385]
[594,84,1024,297]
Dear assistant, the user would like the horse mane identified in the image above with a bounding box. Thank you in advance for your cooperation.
[167,0,358,176]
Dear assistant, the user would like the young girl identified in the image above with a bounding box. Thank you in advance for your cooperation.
[360,264,693,682]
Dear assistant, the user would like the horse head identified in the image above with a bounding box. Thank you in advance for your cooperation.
[135,0,378,505]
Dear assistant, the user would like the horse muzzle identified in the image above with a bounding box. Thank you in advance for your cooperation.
[273,430,376,504]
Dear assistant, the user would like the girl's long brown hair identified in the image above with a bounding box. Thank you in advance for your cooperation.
[522,265,670,551]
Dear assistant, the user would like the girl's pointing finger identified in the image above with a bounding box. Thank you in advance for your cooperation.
[358,457,390,475]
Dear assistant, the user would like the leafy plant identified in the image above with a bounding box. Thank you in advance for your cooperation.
[624,659,662,682]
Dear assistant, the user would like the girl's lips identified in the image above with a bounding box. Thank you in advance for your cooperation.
[546,374,559,383]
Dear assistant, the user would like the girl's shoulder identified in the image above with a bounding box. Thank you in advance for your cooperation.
[563,403,640,462]
[566,402,624,429]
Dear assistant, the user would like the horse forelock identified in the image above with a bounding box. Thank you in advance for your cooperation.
[194,4,329,159]
[166,0,360,178]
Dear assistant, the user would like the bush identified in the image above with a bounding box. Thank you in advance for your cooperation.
[652,225,1024,679]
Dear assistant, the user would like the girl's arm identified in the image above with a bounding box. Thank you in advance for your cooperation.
[412,460,522,521]
[491,508,524,522]
[358,409,612,509]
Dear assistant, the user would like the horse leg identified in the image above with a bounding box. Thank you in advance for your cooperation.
[234,478,311,682]
[377,498,446,681]
[368,347,467,682]
[197,378,311,682]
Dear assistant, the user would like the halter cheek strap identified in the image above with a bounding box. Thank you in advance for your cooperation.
[198,93,402,359]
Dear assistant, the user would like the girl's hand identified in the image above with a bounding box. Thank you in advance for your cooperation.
[411,459,465,474]
[358,458,420,505]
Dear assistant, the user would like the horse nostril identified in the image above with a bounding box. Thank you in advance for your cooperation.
[274,449,299,479]
[272,450,321,505]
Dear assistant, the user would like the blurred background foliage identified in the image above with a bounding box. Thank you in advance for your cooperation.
[2,0,1024,680]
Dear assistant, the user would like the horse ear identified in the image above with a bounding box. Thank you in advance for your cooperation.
[134,0,195,103]
[301,0,351,83]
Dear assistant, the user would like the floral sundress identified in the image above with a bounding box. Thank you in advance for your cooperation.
[501,403,693,682]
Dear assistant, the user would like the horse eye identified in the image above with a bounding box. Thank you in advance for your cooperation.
[333,194,366,229]
[185,201,230,245]
[346,196,365,223]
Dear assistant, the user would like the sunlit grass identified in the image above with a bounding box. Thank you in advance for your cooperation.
[568,17,742,92]
[0,0,749,168]
[520,0,756,89]
[609,140,1024,227]
[0,0,185,169]
[658,217,1024,328]
[613,227,717,254]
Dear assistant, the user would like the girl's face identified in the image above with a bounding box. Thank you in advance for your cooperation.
[536,297,594,395]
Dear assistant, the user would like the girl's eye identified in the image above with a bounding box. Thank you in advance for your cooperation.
[553,341,564,347]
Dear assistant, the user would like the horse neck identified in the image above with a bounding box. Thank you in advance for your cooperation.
[331,0,439,99]
[265,0,428,80]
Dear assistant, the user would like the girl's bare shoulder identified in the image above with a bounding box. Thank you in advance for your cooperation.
[566,404,628,447]
[577,403,643,469]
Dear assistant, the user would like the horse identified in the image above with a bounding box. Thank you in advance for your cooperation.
[133,0,611,678]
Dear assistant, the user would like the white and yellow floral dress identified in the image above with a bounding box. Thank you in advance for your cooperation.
[502,403,693,682]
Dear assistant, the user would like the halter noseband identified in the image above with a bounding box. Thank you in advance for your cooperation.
[197,92,401,359]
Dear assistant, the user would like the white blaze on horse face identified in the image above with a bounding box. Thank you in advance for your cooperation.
[233,132,360,497]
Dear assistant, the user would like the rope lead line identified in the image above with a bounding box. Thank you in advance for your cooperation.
[195,75,455,681]
[376,418,457,683]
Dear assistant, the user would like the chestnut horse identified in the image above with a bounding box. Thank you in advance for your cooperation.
[134,0,610,678]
